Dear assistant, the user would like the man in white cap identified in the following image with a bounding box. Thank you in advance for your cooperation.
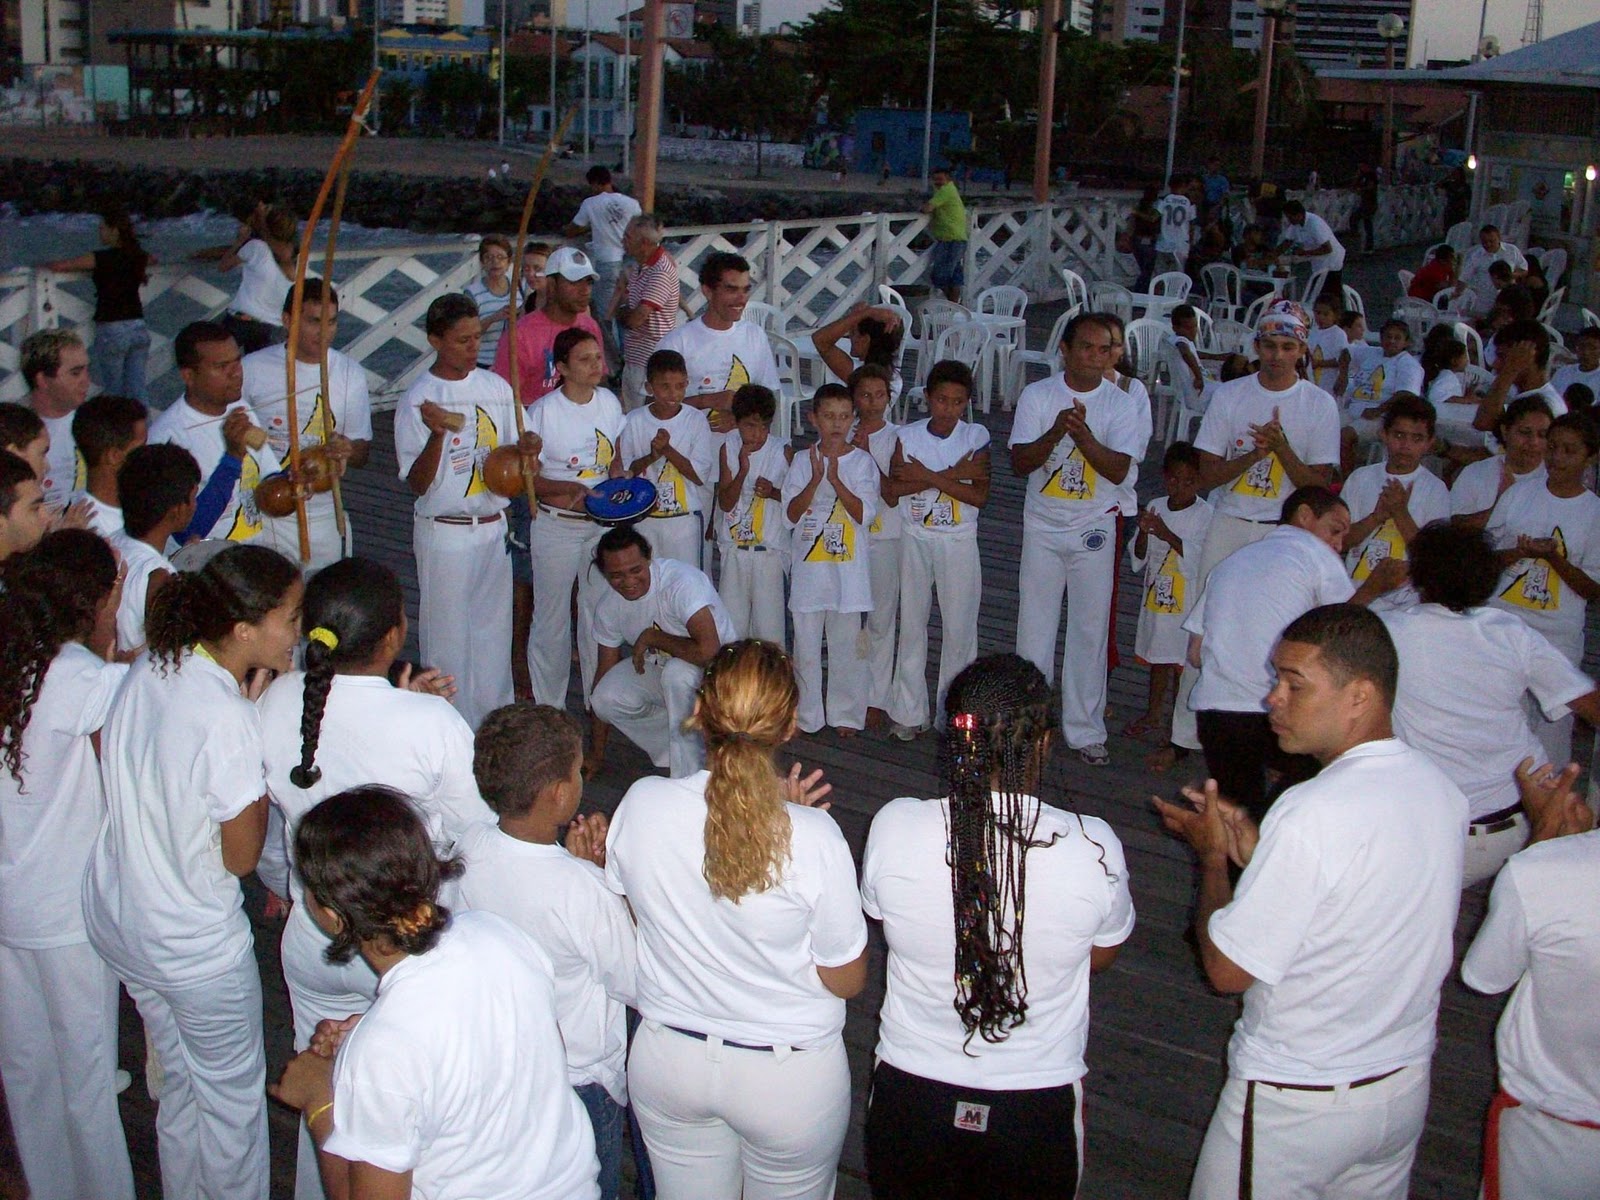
[493,246,611,406]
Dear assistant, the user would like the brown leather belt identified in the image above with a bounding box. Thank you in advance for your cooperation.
[431,512,503,526]
[1256,1066,1404,1093]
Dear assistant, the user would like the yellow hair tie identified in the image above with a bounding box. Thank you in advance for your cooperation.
[307,627,339,652]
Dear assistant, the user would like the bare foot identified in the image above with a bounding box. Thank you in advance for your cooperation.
[865,707,888,731]
[1145,744,1190,775]
[834,726,858,739]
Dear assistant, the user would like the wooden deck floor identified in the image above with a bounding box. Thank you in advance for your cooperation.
[112,259,1548,1199]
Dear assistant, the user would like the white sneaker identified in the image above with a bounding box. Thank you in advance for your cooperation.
[1078,743,1111,767]
[890,722,926,742]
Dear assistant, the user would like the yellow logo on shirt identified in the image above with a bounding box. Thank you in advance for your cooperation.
[1354,364,1385,405]
[803,498,855,563]
[72,448,87,493]
[652,460,688,517]
[922,492,961,528]
[1232,453,1285,499]
[1145,547,1185,613]
[732,496,766,547]
[726,355,751,391]
[228,454,264,541]
[466,406,500,496]
[1041,447,1096,501]
[1352,519,1406,582]
[1499,528,1564,612]
[302,392,331,445]
[579,430,615,482]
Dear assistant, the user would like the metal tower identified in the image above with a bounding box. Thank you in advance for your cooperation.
[1522,0,1543,46]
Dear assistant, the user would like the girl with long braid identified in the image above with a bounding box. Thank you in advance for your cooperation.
[860,653,1134,1199]
[0,531,133,1200]
[270,787,600,1199]
[605,639,867,1200]
[83,543,303,1200]
[256,556,492,1200]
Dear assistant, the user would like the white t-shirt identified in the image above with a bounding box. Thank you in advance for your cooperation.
[895,419,990,541]
[1460,243,1529,311]
[655,319,780,439]
[593,558,737,652]
[148,397,281,543]
[1427,369,1465,407]
[1155,194,1196,255]
[1193,376,1341,522]
[1010,376,1149,536]
[241,344,374,468]
[573,191,643,263]
[1167,335,1205,413]
[716,431,791,554]
[1345,347,1425,414]
[455,824,638,1104]
[861,795,1133,1090]
[1551,363,1600,405]
[782,447,880,613]
[35,411,83,510]
[109,534,171,653]
[1282,212,1346,272]
[1450,455,1545,518]
[1108,374,1156,517]
[620,403,714,519]
[83,651,264,989]
[394,369,519,520]
[1381,603,1594,820]
[858,421,902,541]
[524,387,625,488]
[605,770,868,1050]
[1209,739,1467,1083]
[1340,463,1451,582]
[323,911,601,1200]
[1185,525,1356,712]
[1307,324,1349,395]
[1516,381,1569,418]
[1462,829,1600,1122]
[230,239,290,326]
[0,644,127,949]
[1486,479,1600,660]
[72,491,122,538]
[1128,495,1214,644]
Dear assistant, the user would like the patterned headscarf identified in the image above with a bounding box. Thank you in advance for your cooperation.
[1255,298,1310,344]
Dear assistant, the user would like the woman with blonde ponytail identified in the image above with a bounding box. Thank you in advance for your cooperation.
[606,638,868,1200]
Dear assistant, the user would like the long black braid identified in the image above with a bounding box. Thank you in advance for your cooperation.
[940,653,1062,1048]
[289,558,405,790]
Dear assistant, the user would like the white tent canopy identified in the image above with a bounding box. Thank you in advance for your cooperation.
[1319,19,1600,88]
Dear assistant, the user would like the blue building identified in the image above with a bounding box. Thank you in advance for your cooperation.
[848,108,971,178]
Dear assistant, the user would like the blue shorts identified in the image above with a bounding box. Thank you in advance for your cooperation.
[505,495,532,585]
[930,239,966,289]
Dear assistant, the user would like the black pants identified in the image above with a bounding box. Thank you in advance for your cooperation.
[1195,709,1319,822]
[864,1061,1080,1200]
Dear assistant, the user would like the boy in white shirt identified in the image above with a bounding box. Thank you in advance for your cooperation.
[70,392,147,538]
[1306,295,1350,397]
[1342,319,1424,476]
[784,384,879,734]
[1154,178,1197,274]
[1550,325,1600,401]
[850,363,902,730]
[395,294,539,728]
[619,349,713,570]
[716,385,793,645]
[525,327,626,710]
[456,703,638,1200]
[1167,305,1211,418]
[885,360,991,739]
[110,444,199,654]
[1341,394,1451,585]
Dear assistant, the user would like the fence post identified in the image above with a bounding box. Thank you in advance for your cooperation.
[32,270,57,333]
[871,211,890,295]
[764,221,784,311]
[1032,204,1051,296]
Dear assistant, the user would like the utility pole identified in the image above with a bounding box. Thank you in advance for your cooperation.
[1032,0,1060,203]
[635,0,664,206]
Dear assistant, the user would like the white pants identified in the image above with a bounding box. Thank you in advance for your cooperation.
[889,533,981,730]
[1191,1065,1430,1200]
[265,500,348,574]
[414,514,514,729]
[1462,813,1528,888]
[641,513,704,571]
[864,535,902,711]
[792,609,865,733]
[1173,513,1277,750]
[629,1020,850,1200]
[124,953,270,1200]
[719,548,788,647]
[528,511,606,709]
[1484,1096,1600,1200]
[0,941,133,1200]
[1015,520,1117,748]
[592,655,706,778]
[281,900,378,1200]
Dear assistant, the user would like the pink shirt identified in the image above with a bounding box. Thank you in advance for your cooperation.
[492,309,609,404]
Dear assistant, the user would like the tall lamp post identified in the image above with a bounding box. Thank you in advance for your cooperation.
[1250,0,1288,179]
[1377,13,1405,179]
[920,0,939,188]
[1162,0,1189,189]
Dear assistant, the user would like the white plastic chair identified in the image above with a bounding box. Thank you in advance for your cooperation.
[1341,284,1365,316]
[1124,317,1170,387]
[1060,268,1089,313]
[1200,263,1243,321]
[1242,292,1272,331]
[877,283,908,309]
[1537,286,1566,324]
[901,321,990,420]
[1397,268,1415,294]
[741,300,787,336]
[1583,307,1600,331]
[1150,272,1193,301]
[976,285,1029,320]
[769,333,806,439]
[1299,267,1330,307]
[1192,307,1217,351]
[1392,298,1441,346]
[911,298,972,393]
[1210,319,1253,356]
[1013,306,1077,389]
[1542,249,1568,289]
[1431,287,1457,313]
[1089,282,1134,325]
[1452,321,1485,367]
[1542,323,1566,352]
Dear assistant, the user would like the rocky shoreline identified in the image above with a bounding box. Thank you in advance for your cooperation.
[1,156,927,232]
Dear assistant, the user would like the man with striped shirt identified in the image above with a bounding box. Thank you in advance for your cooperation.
[611,214,681,412]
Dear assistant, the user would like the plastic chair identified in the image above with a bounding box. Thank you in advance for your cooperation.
[976,285,1028,320]
[1013,306,1077,389]
[741,300,787,336]
[1299,267,1331,307]
[1341,284,1365,316]
[1542,249,1567,289]
[1392,298,1441,346]
[1452,321,1485,368]
[1210,319,1253,356]
[1192,307,1217,351]
[1241,292,1272,331]
[901,321,989,421]
[877,283,908,309]
[1150,272,1193,301]
[1200,263,1243,321]
[1542,323,1566,352]
[1583,307,1600,331]
[1397,268,1415,294]
[911,298,972,392]
[769,333,806,439]
[1060,268,1089,313]
[1124,317,1170,386]
[1432,287,1457,313]
[1089,282,1133,325]
[1537,286,1566,325]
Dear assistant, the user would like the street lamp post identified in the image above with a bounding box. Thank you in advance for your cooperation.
[1377,13,1405,179]
[582,0,591,161]
[1250,0,1287,180]
[1162,0,1188,189]
[920,0,939,188]
[498,0,507,145]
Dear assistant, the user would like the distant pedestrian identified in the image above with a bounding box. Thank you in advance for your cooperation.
[923,167,968,303]
[565,166,643,365]
[193,201,296,355]
[40,204,154,402]
[611,214,681,412]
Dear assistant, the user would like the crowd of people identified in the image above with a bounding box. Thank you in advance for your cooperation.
[1,177,1599,1200]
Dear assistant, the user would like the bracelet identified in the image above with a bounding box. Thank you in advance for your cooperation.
[304,1100,334,1129]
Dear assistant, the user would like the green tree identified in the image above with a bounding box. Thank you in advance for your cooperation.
[664,34,811,176]
[424,62,493,132]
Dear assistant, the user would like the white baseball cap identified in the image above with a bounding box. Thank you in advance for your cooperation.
[544,246,599,282]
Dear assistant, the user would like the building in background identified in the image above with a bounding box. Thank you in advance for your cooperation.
[1230,0,1416,69]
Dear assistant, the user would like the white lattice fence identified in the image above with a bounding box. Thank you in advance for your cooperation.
[965,206,1039,299]
[771,217,881,327]
[666,223,775,318]
[1049,200,1130,284]
[880,213,933,290]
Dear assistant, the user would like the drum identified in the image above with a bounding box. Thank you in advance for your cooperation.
[583,476,659,526]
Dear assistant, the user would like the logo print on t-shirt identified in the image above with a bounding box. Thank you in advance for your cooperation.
[803,498,855,563]
[227,454,264,541]
[465,406,500,497]
[1232,453,1284,498]
[725,355,751,391]
[1041,446,1096,501]
[1354,364,1385,405]
[1499,527,1564,612]
[1146,547,1185,613]
[302,392,331,446]
[1352,519,1405,582]
[578,430,615,482]
[652,459,688,517]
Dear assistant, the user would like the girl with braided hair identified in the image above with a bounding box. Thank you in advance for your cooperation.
[605,638,867,1200]
[861,653,1134,1199]
[271,786,601,1200]
[84,542,302,1200]
[256,555,491,1200]
[0,531,134,1200]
